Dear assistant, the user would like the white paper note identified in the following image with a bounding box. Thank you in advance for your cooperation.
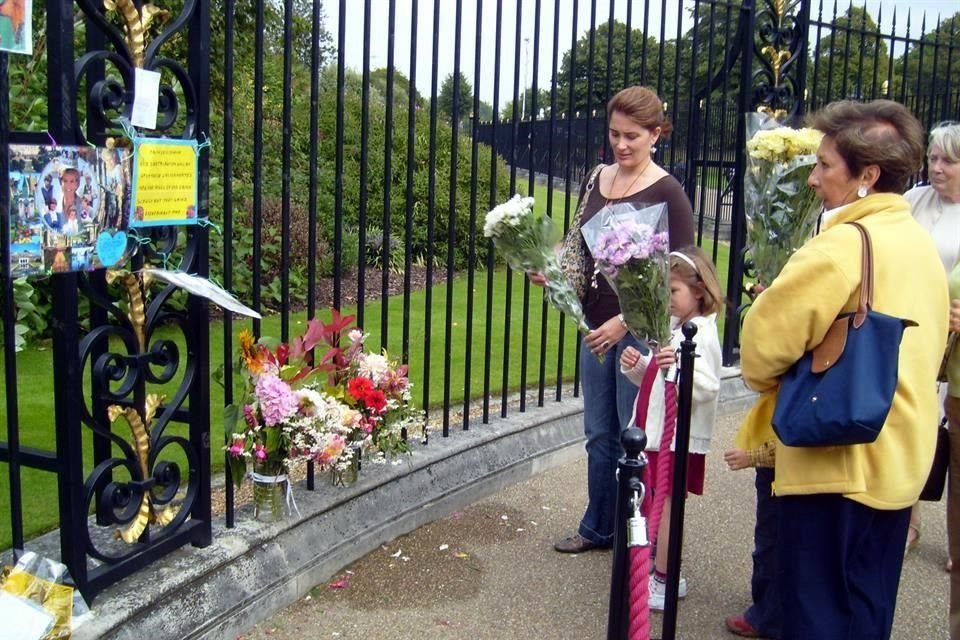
[144,268,262,319]
[131,68,162,129]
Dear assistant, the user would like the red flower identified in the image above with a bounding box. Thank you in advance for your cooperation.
[347,376,374,401]
[363,388,388,414]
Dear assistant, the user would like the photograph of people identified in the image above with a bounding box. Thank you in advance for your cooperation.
[60,167,81,213]
[42,199,63,232]
[61,205,80,236]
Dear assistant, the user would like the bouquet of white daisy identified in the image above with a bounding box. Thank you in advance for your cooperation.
[744,113,824,287]
[484,194,589,334]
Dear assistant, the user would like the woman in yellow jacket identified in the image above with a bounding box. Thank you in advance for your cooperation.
[738,100,948,640]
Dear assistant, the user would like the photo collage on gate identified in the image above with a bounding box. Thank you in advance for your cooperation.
[8,144,133,276]
[8,137,201,276]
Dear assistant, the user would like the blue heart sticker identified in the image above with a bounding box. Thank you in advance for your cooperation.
[96,231,128,267]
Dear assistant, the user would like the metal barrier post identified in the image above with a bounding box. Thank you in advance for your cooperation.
[607,427,648,639]
[661,322,699,639]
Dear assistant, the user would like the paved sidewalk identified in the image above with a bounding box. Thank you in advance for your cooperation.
[240,410,950,640]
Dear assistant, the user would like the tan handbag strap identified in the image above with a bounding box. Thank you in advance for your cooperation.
[572,164,605,227]
[848,222,874,328]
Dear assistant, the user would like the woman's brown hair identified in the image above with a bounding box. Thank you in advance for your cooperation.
[805,99,924,194]
[607,86,673,138]
[669,245,724,317]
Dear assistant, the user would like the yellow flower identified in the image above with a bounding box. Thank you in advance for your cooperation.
[747,127,823,164]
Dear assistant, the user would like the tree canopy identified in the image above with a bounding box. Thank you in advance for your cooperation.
[438,71,474,124]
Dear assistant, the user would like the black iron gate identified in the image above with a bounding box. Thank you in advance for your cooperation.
[0,0,211,602]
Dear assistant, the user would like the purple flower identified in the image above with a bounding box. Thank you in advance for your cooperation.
[255,374,299,426]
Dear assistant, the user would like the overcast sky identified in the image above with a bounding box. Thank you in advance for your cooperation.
[325,0,958,105]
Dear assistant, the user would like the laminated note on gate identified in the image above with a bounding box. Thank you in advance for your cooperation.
[129,138,199,228]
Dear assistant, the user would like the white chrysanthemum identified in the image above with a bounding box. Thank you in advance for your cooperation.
[358,352,390,384]
[296,388,325,417]
[483,194,535,237]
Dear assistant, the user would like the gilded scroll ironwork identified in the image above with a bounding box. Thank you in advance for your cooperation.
[753,0,808,119]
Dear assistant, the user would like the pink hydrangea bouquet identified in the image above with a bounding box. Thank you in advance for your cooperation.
[581,203,671,347]
[223,326,349,489]
[484,194,590,334]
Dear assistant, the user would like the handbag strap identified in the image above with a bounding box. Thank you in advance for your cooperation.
[848,222,874,328]
[572,164,606,227]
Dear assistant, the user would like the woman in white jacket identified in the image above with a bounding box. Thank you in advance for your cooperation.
[620,245,724,610]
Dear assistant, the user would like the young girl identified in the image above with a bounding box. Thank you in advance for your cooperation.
[619,245,724,610]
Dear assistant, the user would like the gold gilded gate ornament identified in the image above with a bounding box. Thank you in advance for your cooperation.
[761,45,792,86]
[106,269,150,350]
[107,394,180,543]
[102,0,169,68]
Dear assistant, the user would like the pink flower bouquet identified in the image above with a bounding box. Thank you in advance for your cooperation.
[223,325,348,488]
[581,203,671,347]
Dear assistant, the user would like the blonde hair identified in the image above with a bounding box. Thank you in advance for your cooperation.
[929,121,960,162]
[669,245,724,316]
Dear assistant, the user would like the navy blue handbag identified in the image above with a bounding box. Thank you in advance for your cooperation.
[771,223,917,447]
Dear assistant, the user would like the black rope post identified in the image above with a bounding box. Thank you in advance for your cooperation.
[607,426,648,639]
[661,322,699,639]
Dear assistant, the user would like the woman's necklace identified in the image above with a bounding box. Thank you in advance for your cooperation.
[607,158,654,206]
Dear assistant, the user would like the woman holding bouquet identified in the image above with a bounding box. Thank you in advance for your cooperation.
[739,100,948,639]
[531,85,693,553]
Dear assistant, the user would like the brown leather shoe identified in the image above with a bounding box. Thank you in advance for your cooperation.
[725,614,762,638]
[553,533,604,553]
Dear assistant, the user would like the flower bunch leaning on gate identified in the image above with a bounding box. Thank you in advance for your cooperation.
[483,194,590,334]
[323,325,425,464]
[585,211,671,348]
[223,323,349,488]
[744,113,824,288]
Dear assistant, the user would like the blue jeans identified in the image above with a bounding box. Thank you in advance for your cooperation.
[745,467,780,638]
[577,334,641,546]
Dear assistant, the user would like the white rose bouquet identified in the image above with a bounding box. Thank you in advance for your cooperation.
[744,113,824,287]
[484,194,589,334]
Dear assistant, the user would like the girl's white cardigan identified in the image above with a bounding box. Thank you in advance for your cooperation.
[621,314,722,453]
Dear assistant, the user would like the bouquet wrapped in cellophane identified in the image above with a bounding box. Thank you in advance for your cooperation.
[581,202,671,348]
[744,112,824,287]
[484,194,589,334]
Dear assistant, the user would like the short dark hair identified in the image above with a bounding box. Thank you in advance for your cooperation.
[806,99,924,193]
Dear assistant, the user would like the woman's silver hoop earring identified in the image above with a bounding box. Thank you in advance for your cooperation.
[857,185,868,198]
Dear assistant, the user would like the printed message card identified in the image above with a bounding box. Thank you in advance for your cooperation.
[130,138,199,228]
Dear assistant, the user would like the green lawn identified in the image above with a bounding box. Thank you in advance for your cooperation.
[0,180,733,549]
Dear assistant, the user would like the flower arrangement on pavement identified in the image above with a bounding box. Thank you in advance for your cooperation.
[744,114,824,287]
[224,310,424,503]
[484,194,590,334]
[223,324,348,489]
